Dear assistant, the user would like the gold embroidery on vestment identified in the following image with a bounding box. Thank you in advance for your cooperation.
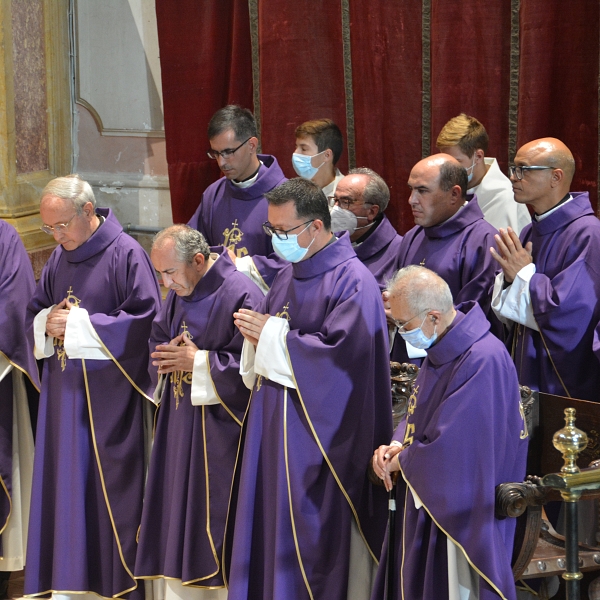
[222,219,248,257]
[170,322,193,409]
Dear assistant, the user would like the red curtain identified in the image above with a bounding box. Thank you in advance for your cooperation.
[518,2,599,198]
[155,0,253,223]
[258,1,349,178]
[156,1,600,232]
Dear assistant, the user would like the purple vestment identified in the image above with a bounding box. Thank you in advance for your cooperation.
[135,248,263,588]
[24,209,161,598]
[354,214,403,291]
[226,233,393,600]
[187,154,287,288]
[391,197,499,363]
[373,302,527,600]
[0,220,40,559]
[510,192,600,401]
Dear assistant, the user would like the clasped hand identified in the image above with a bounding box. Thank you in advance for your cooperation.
[233,308,270,346]
[46,299,70,340]
[372,444,404,492]
[489,227,533,284]
[151,333,199,375]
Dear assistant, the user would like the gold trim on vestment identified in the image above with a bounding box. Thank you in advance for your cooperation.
[399,471,510,600]
[81,358,138,598]
[535,320,571,397]
[134,575,225,590]
[206,351,242,427]
[0,350,40,393]
[285,343,380,565]
[283,387,314,599]
[221,387,255,588]
[24,588,134,599]
[96,338,154,403]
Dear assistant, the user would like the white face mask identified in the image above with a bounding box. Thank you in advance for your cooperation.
[330,205,358,234]
[292,151,326,180]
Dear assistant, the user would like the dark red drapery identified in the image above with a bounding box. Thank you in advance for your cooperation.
[156,1,600,233]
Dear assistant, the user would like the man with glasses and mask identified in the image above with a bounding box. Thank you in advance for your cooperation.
[188,105,286,293]
[24,175,162,600]
[491,137,600,401]
[373,265,527,600]
[437,113,531,233]
[388,154,499,366]
[227,178,392,600]
[329,167,403,291]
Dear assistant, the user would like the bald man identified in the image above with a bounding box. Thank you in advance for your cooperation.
[491,138,600,401]
[389,154,499,364]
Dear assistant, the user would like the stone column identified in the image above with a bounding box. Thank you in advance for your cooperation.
[0,0,70,265]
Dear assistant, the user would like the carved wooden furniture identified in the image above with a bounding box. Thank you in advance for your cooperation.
[496,392,600,598]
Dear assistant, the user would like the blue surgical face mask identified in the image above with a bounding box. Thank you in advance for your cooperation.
[399,315,437,350]
[271,222,315,263]
[466,157,476,184]
[292,151,326,180]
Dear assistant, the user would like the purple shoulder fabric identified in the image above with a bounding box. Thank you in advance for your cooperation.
[512,192,600,400]
[24,209,161,598]
[373,302,527,600]
[391,198,500,363]
[136,247,263,587]
[226,233,393,600]
[354,214,403,291]
[0,219,39,557]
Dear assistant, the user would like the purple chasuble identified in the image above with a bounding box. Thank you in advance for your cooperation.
[187,154,287,288]
[510,192,600,401]
[0,220,40,558]
[226,233,393,600]
[135,248,263,588]
[24,208,161,598]
[391,197,500,364]
[372,302,527,600]
[353,214,403,291]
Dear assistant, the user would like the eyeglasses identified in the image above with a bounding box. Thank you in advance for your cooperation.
[207,137,252,160]
[40,213,77,235]
[262,220,313,240]
[327,195,374,210]
[392,308,430,333]
[508,165,554,180]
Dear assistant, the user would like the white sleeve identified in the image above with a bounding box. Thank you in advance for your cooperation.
[190,350,220,406]
[33,306,57,359]
[235,255,269,296]
[64,306,111,360]
[255,316,296,389]
[239,339,257,390]
[491,263,539,331]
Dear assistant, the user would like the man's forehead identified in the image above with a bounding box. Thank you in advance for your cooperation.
[40,196,73,219]
[268,201,301,227]
[151,243,181,269]
[296,135,317,148]
[408,167,439,189]
[209,128,238,149]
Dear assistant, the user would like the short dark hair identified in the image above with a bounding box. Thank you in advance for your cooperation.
[295,119,344,164]
[348,167,390,211]
[208,105,258,142]
[438,162,468,198]
[265,178,331,230]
